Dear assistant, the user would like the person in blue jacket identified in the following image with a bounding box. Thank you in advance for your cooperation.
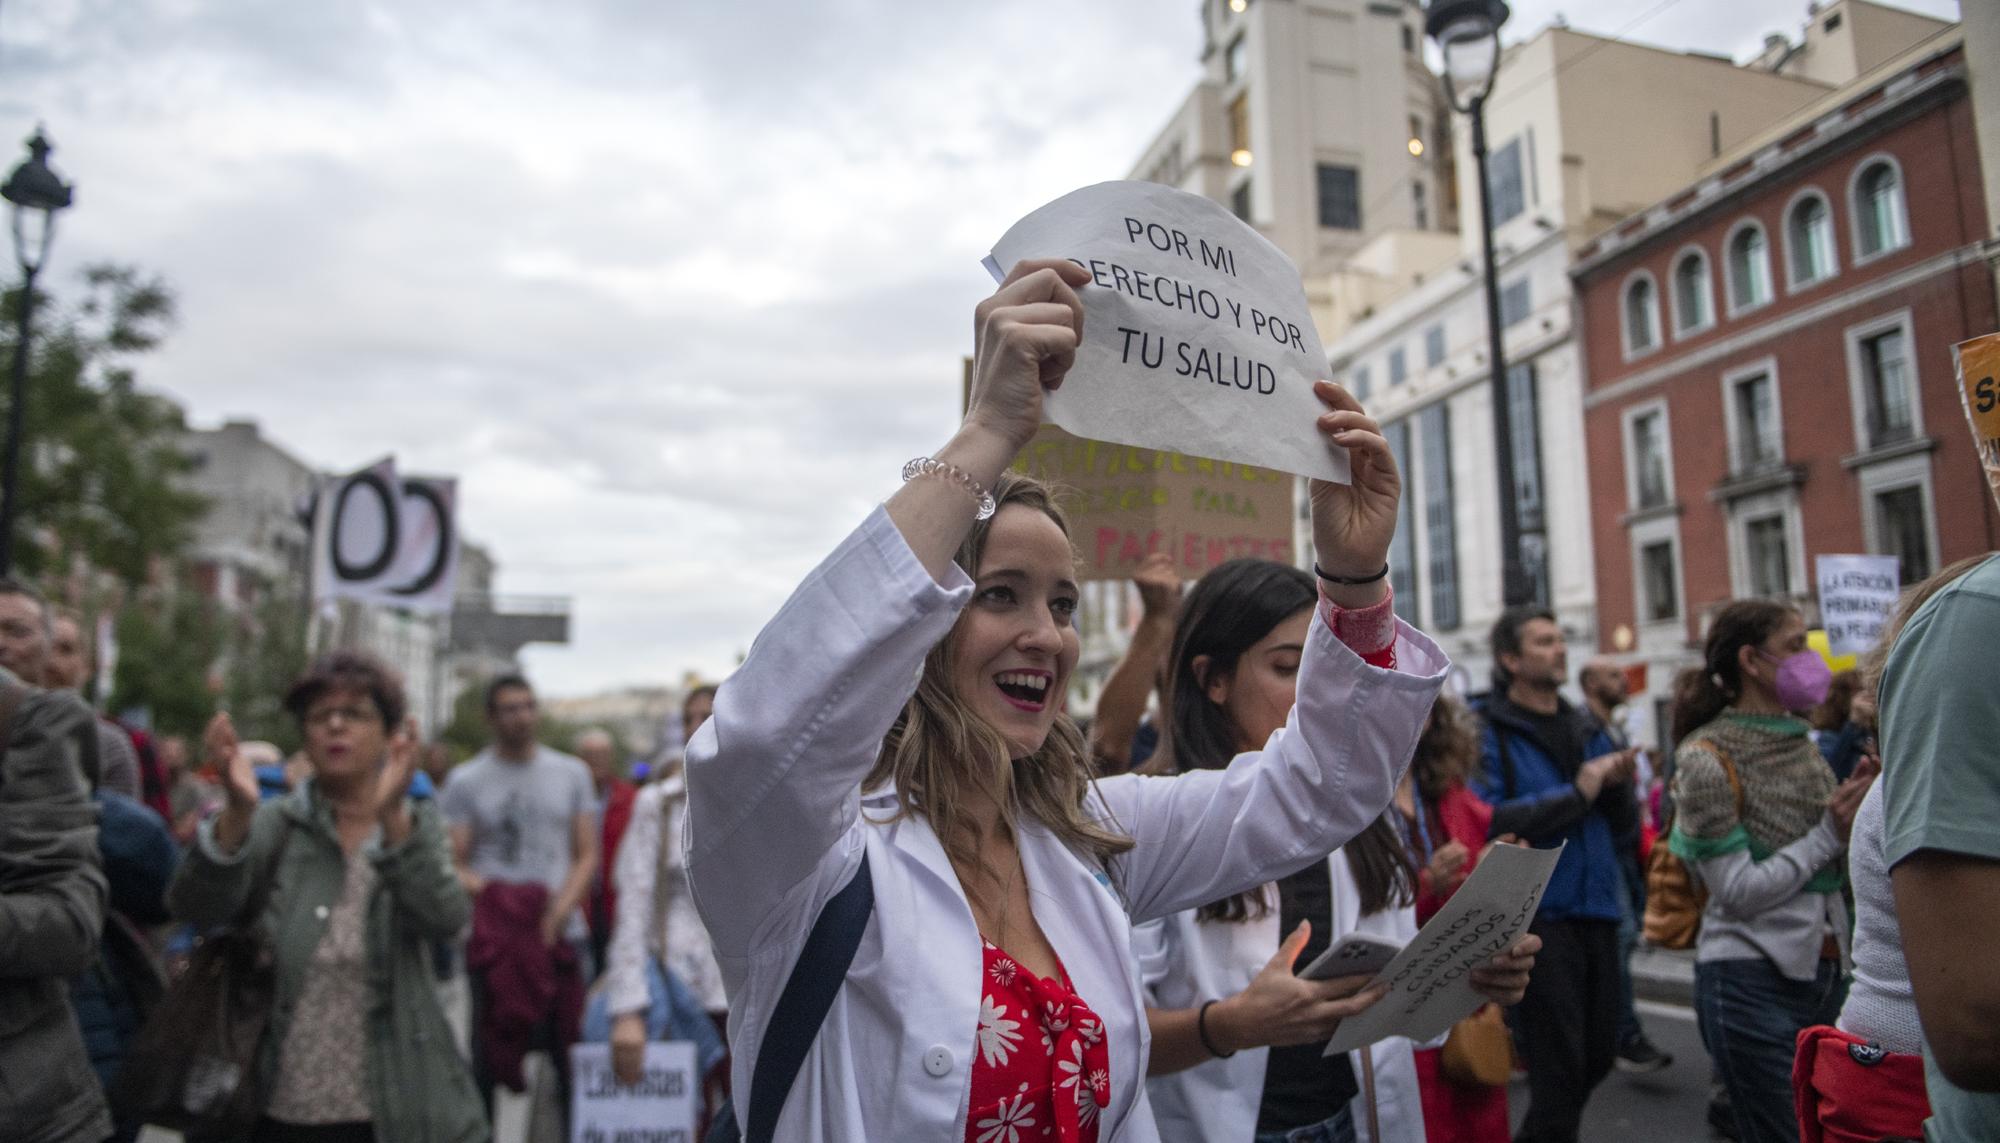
[71,789,179,1142]
[1473,606,1638,1143]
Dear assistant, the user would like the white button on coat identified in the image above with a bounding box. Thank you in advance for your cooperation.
[315,904,331,921]
[922,1046,953,1078]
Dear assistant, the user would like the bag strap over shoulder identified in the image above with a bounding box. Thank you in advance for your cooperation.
[733,851,875,1143]
[1694,739,1748,821]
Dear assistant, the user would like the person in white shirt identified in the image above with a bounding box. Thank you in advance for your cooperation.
[1134,560,1531,1143]
[606,685,726,1086]
[685,258,1536,1140]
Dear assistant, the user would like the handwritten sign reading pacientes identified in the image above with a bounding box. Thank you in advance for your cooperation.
[570,1042,698,1143]
[1324,842,1563,1056]
[1013,423,1294,582]
[985,181,1348,485]
[1815,554,1900,659]
[1953,332,2000,514]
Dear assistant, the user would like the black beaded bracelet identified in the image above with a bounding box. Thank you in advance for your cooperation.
[1197,999,1236,1059]
[1313,561,1391,586]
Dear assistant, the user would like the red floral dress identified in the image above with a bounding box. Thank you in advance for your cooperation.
[965,939,1109,1143]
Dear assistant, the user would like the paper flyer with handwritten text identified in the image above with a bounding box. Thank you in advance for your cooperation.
[1325,842,1564,1056]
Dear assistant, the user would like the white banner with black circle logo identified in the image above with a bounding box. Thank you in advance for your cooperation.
[312,458,461,614]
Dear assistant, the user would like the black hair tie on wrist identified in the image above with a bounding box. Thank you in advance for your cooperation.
[1197,999,1237,1059]
[1314,562,1391,586]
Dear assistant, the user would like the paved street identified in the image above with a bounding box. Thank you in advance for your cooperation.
[1510,1001,1724,1142]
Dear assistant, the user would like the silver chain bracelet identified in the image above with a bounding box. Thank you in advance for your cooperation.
[902,457,997,520]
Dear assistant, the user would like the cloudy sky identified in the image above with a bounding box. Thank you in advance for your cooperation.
[0,0,1961,697]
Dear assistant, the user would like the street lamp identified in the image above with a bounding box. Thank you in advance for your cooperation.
[1426,0,1533,607]
[0,128,74,576]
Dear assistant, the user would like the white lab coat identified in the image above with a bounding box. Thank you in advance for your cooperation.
[1136,851,1428,1143]
[684,506,1448,1141]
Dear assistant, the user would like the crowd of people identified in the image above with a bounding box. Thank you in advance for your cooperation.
[1,260,1996,1143]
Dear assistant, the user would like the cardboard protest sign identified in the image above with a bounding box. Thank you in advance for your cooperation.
[569,1042,699,1143]
[1324,842,1563,1056]
[311,459,461,614]
[1012,423,1295,581]
[1953,332,2000,515]
[1815,555,1900,659]
[985,181,1347,484]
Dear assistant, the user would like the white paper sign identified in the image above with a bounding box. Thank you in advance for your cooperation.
[1325,842,1564,1055]
[986,181,1348,484]
[311,459,461,614]
[1816,554,1901,658]
[570,1041,699,1143]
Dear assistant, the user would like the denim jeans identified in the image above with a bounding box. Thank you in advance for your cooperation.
[1695,957,1847,1143]
[1253,1105,1356,1143]
[1615,854,1643,1047]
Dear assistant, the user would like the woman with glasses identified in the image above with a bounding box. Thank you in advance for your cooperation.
[168,651,486,1143]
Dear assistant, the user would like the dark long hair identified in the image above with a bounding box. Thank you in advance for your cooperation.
[1347,814,1418,918]
[1670,599,1795,747]
[1149,559,1316,922]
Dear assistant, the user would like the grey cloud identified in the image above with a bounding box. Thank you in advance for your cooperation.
[23,0,1941,696]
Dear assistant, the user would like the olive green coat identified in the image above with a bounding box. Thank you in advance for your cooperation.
[167,783,487,1143]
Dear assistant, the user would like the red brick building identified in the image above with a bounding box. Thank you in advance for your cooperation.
[1570,36,1998,741]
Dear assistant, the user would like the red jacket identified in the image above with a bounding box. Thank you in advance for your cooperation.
[467,882,586,1091]
[1414,782,1495,924]
[588,779,636,947]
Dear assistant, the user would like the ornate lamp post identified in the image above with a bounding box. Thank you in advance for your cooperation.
[1427,1,1530,606]
[0,128,75,576]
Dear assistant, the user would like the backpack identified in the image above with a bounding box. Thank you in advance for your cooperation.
[1642,739,1744,950]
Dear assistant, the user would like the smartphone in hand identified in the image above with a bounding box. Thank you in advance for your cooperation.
[1297,932,1404,981]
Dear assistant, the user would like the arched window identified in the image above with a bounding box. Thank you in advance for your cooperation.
[1786,192,1837,287]
[1673,250,1713,334]
[1727,223,1772,313]
[1623,274,1660,355]
[1854,159,1910,259]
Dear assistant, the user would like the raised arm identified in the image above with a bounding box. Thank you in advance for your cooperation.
[1100,615,1445,922]
[686,259,1092,957]
[1089,554,1179,774]
[1101,384,1442,919]
[363,721,470,940]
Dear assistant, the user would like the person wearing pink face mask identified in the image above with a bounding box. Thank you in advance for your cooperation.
[1665,600,1878,1143]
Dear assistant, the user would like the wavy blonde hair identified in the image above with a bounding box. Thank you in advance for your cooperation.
[864,473,1134,901]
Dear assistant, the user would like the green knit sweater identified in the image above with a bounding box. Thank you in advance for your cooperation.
[1668,711,1843,893]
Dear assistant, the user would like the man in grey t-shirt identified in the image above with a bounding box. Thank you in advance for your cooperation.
[443,674,599,946]
[1881,553,2000,1141]
[443,674,599,1112]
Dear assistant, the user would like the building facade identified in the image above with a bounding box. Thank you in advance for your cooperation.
[1129,0,1454,340]
[1324,24,1838,689]
[181,420,316,608]
[1572,35,1997,749]
[179,419,569,734]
